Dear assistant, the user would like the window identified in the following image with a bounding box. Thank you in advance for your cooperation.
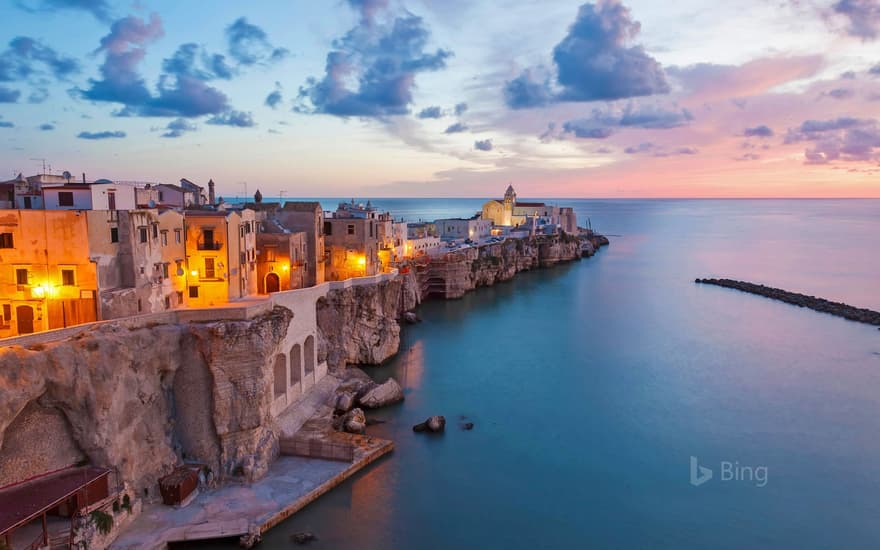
[161,231,168,246]
[370,222,373,238]
[347,224,355,235]
[61,269,75,286]
[323,221,332,236]
[175,260,183,274]
[110,227,119,243]
[58,191,74,206]
[164,296,170,309]
[152,224,158,239]
[2,304,9,322]
[158,191,164,201]
[138,226,148,243]
[264,246,277,262]
[23,197,32,209]
[0,233,12,248]
[203,229,214,246]
[240,252,246,265]
[176,291,183,303]
[174,229,181,243]
[16,268,28,285]
[137,299,142,312]
[189,286,199,298]
[204,258,215,278]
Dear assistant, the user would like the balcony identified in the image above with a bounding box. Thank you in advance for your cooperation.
[197,240,223,251]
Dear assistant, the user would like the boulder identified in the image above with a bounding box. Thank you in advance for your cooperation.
[291,532,317,545]
[413,415,445,433]
[358,378,404,409]
[462,422,474,431]
[403,311,421,324]
[343,408,366,434]
[334,391,356,413]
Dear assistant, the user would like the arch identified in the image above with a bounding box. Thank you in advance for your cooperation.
[16,305,34,334]
[265,272,280,293]
[289,344,302,385]
[273,354,287,398]
[304,335,315,375]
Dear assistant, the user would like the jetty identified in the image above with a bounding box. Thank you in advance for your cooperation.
[695,278,880,328]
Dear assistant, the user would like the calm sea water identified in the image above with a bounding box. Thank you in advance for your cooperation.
[248,199,880,548]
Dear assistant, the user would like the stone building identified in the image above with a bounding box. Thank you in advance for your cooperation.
[323,202,383,280]
[87,209,187,318]
[0,209,98,336]
[183,209,258,307]
[256,227,309,293]
[276,202,326,287]
[436,217,493,242]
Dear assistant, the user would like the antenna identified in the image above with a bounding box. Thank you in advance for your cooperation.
[30,158,48,174]
[239,181,248,203]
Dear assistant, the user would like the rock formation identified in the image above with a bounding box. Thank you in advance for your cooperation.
[358,378,404,409]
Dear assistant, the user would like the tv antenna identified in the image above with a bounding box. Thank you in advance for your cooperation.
[30,158,49,174]
[239,181,248,202]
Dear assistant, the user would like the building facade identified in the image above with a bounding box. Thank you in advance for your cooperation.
[276,202,325,287]
[436,217,493,242]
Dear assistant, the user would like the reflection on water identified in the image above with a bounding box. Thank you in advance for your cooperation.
[230,200,880,549]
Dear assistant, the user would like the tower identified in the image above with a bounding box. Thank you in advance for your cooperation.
[503,184,516,226]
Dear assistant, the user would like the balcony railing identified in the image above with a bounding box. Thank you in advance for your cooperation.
[197,240,223,251]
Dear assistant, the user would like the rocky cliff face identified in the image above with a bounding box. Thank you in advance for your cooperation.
[316,276,417,372]
[0,307,292,494]
[419,234,587,299]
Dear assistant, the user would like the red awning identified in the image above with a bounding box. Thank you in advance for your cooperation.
[0,467,110,536]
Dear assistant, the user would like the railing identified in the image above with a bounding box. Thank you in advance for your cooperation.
[280,438,355,462]
[197,240,223,251]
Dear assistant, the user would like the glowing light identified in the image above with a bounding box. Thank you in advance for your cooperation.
[282,264,289,272]
[357,256,366,267]
[32,286,45,297]
[190,270,198,277]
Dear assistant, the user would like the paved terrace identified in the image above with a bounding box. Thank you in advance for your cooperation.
[112,435,392,549]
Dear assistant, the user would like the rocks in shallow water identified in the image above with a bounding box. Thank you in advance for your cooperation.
[334,391,356,413]
[291,532,317,545]
[342,408,366,434]
[403,311,421,324]
[413,415,446,433]
[358,378,404,409]
[462,422,474,430]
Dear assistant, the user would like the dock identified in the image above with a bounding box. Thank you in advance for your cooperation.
[111,435,392,549]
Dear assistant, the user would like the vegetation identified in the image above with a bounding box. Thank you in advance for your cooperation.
[121,494,131,512]
[90,510,113,535]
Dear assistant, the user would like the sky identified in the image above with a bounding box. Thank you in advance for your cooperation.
[2,0,880,198]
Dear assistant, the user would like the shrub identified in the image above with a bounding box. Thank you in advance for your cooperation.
[90,510,113,535]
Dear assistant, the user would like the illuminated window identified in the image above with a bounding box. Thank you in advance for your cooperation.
[0,233,12,248]
[61,269,75,286]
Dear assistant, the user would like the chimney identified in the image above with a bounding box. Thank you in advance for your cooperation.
[208,179,216,206]
[82,172,86,184]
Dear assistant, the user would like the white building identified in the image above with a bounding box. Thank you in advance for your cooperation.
[436,217,493,242]
[43,180,137,211]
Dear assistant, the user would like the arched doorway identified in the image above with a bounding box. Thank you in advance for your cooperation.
[16,305,34,334]
[265,272,280,293]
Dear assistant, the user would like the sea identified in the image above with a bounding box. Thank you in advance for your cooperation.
[227,199,880,549]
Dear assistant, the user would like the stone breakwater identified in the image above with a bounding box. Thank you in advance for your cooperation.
[695,278,880,328]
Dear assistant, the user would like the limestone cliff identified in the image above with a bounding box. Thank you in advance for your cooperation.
[0,307,292,494]
[316,277,416,372]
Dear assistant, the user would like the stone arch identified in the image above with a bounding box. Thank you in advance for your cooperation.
[265,272,280,293]
[273,354,287,398]
[304,335,315,375]
[290,344,302,385]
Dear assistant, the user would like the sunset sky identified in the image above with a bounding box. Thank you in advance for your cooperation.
[2,0,880,198]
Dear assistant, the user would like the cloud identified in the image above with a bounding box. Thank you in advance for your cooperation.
[870,63,880,75]
[226,17,289,66]
[81,14,232,118]
[0,36,80,83]
[785,117,880,163]
[744,124,774,137]
[624,142,697,156]
[78,130,125,139]
[206,110,255,127]
[297,2,451,117]
[831,0,880,40]
[474,138,493,151]
[265,82,284,109]
[161,117,196,138]
[505,1,668,109]
[559,103,693,139]
[0,86,20,102]
[444,122,468,133]
[454,102,468,116]
[0,117,14,128]
[162,43,234,81]
[15,0,112,21]
[823,87,854,99]
[28,87,47,103]
[736,153,761,161]
[39,122,54,130]
[417,105,443,119]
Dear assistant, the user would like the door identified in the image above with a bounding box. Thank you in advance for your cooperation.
[23,196,32,209]
[107,191,116,210]
[265,272,280,293]
[16,305,34,334]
